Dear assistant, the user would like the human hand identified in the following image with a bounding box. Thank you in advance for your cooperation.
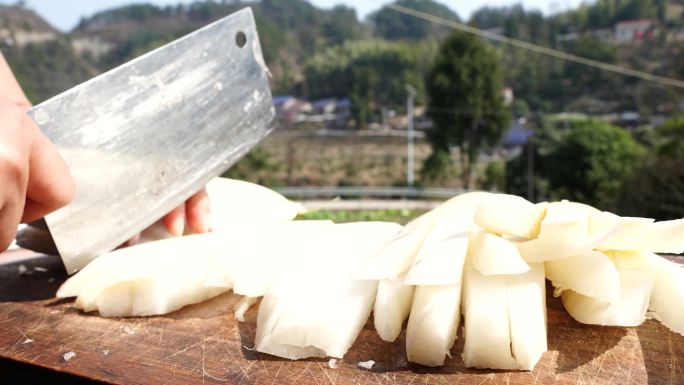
[0,54,74,252]
[0,98,75,251]
[161,188,212,236]
[122,188,211,246]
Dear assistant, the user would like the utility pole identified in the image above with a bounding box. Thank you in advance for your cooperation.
[406,85,416,187]
[527,135,534,201]
[526,120,536,201]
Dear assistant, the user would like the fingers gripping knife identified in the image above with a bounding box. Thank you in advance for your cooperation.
[25,8,275,273]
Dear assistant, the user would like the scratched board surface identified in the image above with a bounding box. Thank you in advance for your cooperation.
[0,252,682,385]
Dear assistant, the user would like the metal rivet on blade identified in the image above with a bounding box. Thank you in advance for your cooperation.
[235,31,247,48]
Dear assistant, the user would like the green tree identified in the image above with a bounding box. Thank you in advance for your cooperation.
[542,119,644,208]
[425,31,510,188]
[5,39,96,103]
[370,0,460,41]
[304,40,428,126]
[616,157,684,220]
[616,0,658,21]
[651,115,684,157]
[562,36,618,91]
[615,115,684,220]
[321,5,362,45]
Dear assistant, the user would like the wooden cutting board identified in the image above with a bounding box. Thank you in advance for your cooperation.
[0,252,682,385]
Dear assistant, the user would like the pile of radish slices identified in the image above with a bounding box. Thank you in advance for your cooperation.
[56,179,684,371]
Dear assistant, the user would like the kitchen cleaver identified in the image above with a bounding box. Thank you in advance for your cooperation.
[25,8,275,274]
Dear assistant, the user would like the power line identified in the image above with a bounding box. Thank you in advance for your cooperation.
[384,3,684,90]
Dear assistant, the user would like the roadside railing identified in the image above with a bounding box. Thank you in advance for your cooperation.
[275,186,469,199]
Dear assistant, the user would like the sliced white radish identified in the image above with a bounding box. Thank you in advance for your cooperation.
[59,233,234,316]
[633,219,684,254]
[357,192,489,281]
[205,177,305,232]
[545,250,620,302]
[403,192,490,285]
[507,263,547,371]
[255,222,401,359]
[587,210,619,237]
[228,221,334,297]
[474,194,546,239]
[461,263,517,370]
[403,231,469,285]
[561,251,655,327]
[648,254,684,335]
[516,222,588,262]
[462,262,547,370]
[57,232,231,299]
[94,276,228,317]
[594,216,655,251]
[138,177,305,243]
[256,262,382,357]
[234,296,258,322]
[468,228,530,276]
[355,209,439,280]
[561,287,647,327]
[66,221,336,317]
[405,284,462,366]
[516,201,603,262]
[373,277,414,342]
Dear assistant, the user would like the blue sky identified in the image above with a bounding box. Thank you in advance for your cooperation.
[2,0,588,31]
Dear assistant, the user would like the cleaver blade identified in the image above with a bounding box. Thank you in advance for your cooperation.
[26,7,275,274]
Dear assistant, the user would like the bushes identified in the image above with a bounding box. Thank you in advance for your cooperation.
[615,116,684,220]
[542,119,644,209]
[616,157,684,220]
[505,118,644,210]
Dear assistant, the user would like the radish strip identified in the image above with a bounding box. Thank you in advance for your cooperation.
[462,263,546,370]
[461,263,517,370]
[508,263,547,371]
[255,222,401,359]
[469,228,530,276]
[595,216,655,251]
[228,221,334,297]
[404,192,489,285]
[474,194,546,239]
[355,210,439,280]
[358,192,490,281]
[516,201,608,262]
[138,177,305,243]
[562,252,654,327]
[633,219,684,253]
[58,232,231,300]
[205,177,305,232]
[235,296,258,322]
[374,277,414,342]
[648,253,684,335]
[545,250,620,302]
[406,284,462,366]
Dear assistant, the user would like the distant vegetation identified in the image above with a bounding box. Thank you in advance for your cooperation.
[3,0,682,114]
[304,39,434,125]
[369,0,460,40]
[297,208,427,224]
[424,31,510,188]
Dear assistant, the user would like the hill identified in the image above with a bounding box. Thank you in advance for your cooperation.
[0,5,96,103]
[1,0,683,121]
[0,4,56,34]
[69,0,369,93]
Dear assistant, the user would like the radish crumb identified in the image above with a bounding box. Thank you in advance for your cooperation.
[357,360,375,370]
